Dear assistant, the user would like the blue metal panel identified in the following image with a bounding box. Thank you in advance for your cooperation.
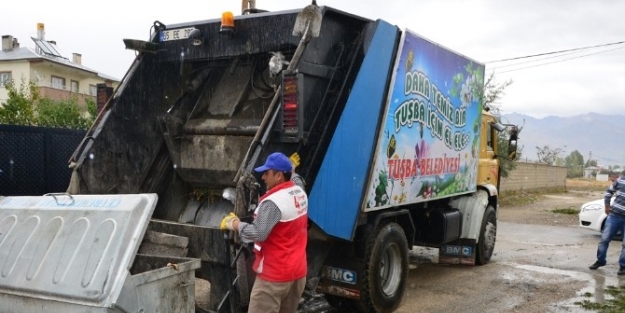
[308,21,399,240]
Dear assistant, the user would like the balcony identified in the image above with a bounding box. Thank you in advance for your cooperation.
[37,85,95,108]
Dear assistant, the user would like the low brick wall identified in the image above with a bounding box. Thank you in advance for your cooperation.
[500,162,567,193]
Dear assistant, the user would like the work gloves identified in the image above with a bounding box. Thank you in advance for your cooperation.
[289,152,300,171]
[220,212,239,231]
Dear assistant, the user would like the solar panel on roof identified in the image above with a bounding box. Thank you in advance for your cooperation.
[46,41,64,57]
[40,40,57,54]
[32,37,54,55]
[31,37,64,58]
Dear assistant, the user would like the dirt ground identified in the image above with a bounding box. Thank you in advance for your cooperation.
[392,181,613,313]
[196,180,615,313]
[499,189,605,227]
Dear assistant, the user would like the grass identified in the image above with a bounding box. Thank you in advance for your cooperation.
[499,188,558,207]
[566,178,612,191]
[576,285,625,312]
[552,208,579,215]
[499,192,542,207]
[500,178,610,208]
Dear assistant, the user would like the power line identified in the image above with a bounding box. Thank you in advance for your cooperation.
[492,45,624,74]
[485,40,625,64]
[488,48,591,71]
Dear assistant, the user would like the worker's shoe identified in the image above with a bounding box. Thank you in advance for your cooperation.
[589,261,606,270]
[618,267,625,276]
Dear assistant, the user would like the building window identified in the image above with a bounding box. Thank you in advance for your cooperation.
[51,75,66,90]
[0,71,12,86]
[90,85,97,96]
[70,80,79,93]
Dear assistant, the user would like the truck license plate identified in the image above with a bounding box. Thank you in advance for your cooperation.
[160,28,196,42]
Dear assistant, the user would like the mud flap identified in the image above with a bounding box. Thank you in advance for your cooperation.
[439,238,476,265]
[316,265,361,300]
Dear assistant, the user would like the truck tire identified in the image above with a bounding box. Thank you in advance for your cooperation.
[359,222,408,313]
[475,205,496,265]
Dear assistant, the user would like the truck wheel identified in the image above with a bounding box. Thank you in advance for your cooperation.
[359,222,408,313]
[475,205,496,265]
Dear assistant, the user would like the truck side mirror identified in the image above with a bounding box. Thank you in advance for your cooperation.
[507,126,519,160]
[491,122,506,132]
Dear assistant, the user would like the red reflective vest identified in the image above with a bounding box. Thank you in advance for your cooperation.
[253,181,308,282]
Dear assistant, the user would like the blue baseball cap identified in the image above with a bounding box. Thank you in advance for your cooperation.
[254,152,292,173]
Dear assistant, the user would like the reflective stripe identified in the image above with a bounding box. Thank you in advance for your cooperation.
[257,257,264,274]
[254,243,262,251]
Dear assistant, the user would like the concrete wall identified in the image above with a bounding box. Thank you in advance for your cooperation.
[500,162,567,193]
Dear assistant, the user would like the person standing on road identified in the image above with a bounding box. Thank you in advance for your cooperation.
[589,172,625,275]
[221,152,308,313]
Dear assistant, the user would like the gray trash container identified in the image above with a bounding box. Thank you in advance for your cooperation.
[0,193,201,313]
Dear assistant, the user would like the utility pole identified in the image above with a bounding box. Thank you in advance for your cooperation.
[242,0,256,14]
[585,151,593,179]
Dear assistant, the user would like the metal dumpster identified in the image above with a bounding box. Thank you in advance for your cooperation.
[0,193,201,313]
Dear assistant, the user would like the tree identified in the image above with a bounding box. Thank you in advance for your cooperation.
[37,96,96,129]
[565,150,585,178]
[0,79,96,130]
[482,72,513,113]
[496,129,522,178]
[0,79,39,126]
[483,72,520,178]
[536,145,564,165]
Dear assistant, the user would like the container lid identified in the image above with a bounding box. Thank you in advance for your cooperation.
[0,193,157,308]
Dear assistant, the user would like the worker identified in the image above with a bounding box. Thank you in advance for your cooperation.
[221,152,308,313]
[589,171,625,275]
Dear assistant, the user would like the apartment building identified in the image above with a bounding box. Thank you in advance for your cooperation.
[0,24,119,107]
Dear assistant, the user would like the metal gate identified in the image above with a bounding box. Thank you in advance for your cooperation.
[0,124,85,196]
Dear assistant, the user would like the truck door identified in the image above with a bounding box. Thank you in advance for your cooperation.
[478,116,499,187]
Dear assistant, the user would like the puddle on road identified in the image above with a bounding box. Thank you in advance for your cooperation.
[503,262,618,312]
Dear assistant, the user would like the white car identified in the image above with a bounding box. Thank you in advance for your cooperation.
[579,197,620,237]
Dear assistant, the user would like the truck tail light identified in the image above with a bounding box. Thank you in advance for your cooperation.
[280,72,303,141]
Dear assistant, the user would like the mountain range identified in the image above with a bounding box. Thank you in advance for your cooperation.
[500,112,624,167]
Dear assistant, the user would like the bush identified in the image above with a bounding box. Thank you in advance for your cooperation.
[36,96,96,130]
[1,79,96,130]
[0,79,39,126]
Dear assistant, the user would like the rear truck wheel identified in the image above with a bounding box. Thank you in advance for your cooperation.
[475,205,496,265]
[359,222,408,313]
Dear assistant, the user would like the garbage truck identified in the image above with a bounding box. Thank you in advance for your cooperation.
[0,3,519,313]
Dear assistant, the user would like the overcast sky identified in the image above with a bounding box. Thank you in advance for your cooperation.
[3,0,623,118]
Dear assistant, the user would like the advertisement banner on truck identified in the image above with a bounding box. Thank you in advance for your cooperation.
[365,29,485,211]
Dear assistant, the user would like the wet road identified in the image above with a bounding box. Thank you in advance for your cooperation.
[394,222,621,313]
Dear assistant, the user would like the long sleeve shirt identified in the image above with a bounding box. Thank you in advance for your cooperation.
[238,174,306,243]
[605,175,625,216]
